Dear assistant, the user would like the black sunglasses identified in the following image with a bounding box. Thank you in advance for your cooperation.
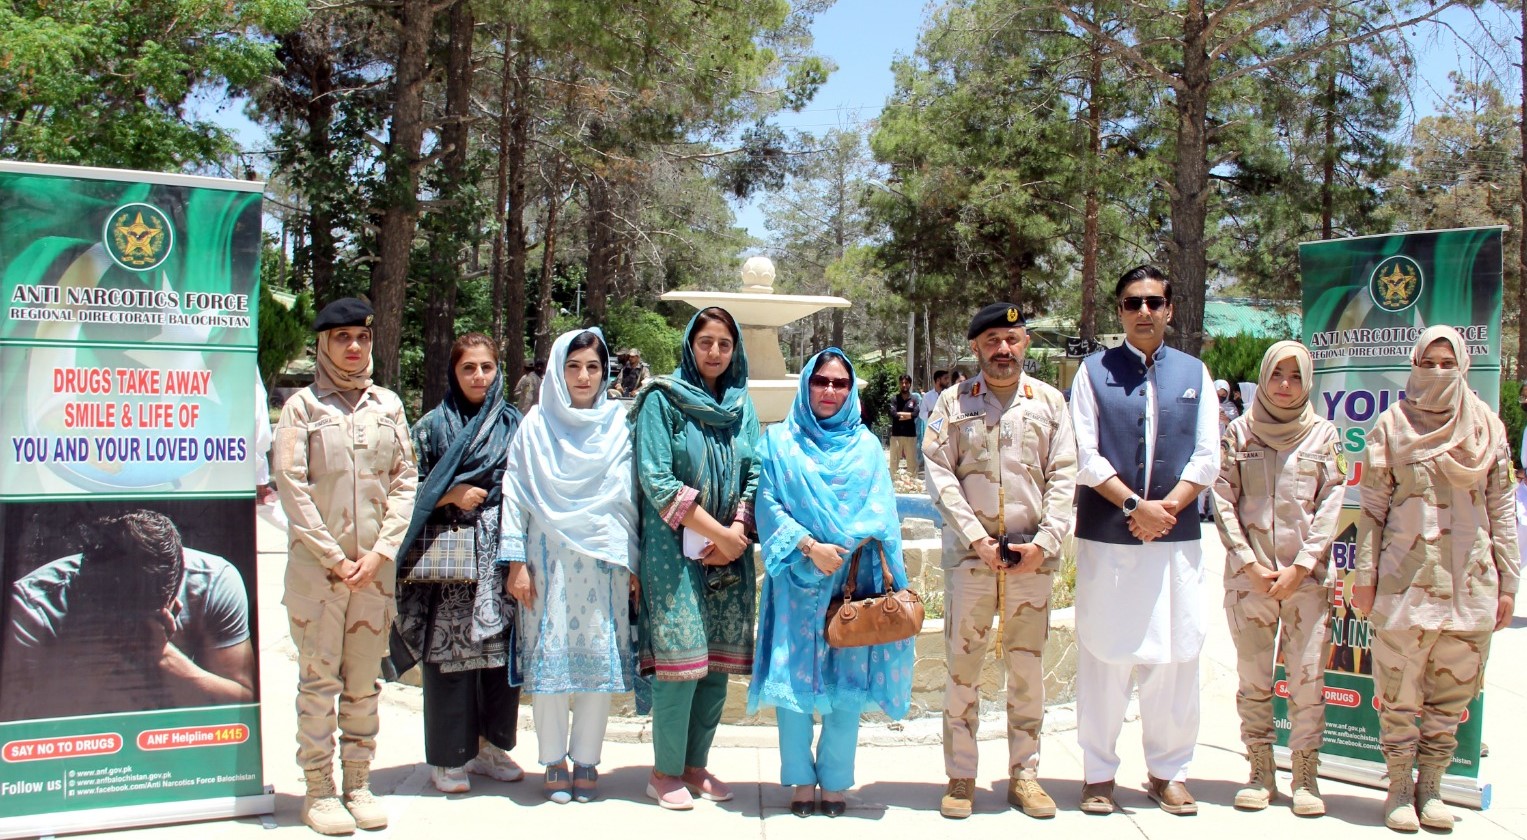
[1121,296,1168,312]
[808,375,853,391]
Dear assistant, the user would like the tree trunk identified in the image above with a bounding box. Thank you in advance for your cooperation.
[1321,41,1338,240]
[1519,1,1527,378]
[420,0,474,411]
[586,175,615,324]
[1080,31,1103,340]
[489,33,513,355]
[534,163,564,360]
[368,0,435,388]
[1166,0,1211,357]
[283,28,338,302]
[503,46,532,381]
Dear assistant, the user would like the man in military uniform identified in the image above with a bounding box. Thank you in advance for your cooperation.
[924,303,1078,819]
[274,298,418,835]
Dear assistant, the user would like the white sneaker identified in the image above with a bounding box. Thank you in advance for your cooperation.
[431,765,471,794]
[464,744,524,782]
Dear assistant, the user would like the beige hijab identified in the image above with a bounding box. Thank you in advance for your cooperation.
[1249,340,1319,451]
[1369,325,1501,488]
[314,330,374,394]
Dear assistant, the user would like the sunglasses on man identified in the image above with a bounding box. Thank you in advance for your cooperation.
[1120,296,1169,312]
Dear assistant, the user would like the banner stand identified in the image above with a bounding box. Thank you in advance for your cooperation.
[0,787,274,839]
[1273,746,1490,810]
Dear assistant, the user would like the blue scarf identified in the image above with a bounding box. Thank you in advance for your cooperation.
[630,310,751,518]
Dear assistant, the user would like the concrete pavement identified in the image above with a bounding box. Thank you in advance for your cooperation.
[53,512,1527,839]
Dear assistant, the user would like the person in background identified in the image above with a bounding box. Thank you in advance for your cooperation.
[749,348,914,818]
[1069,266,1219,817]
[255,373,276,506]
[631,307,761,811]
[394,332,524,794]
[918,370,951,474]
[273,298,417,835]
[924,304,1077,820]
[502,328,638,804]
[619,347,652,397]
[514,358,545,413]
[888,374,919,477]
[1352,325,1518,832]
[1212,341,1345,816]
[921,370,951,425]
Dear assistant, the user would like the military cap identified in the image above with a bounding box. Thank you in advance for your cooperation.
[967,302,1025,338]
[312,297,374,332]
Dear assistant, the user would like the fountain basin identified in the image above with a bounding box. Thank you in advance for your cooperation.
[660,290,849,328]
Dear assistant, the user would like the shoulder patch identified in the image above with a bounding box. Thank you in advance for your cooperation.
[929,417,944,434]
[1333,441,1349,477]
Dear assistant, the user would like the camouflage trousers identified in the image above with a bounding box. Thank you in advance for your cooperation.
[1225,585,1330,751]
[1372,626,1491,769]
[943,563,1050,779]
[283,557,395,771]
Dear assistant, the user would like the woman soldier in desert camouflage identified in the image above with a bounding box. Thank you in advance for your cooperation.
[1353,325,1518,832]
[1213,341,1346,817]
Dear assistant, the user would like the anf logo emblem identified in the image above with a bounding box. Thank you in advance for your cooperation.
[1369,255,1423,313]
[105,203,174,271]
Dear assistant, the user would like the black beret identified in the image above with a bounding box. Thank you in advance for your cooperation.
[313,297,374,332]
[967,302,1025,338]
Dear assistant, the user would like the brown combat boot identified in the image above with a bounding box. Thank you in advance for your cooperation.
[1415,765,1455,830]
[940,777,974,819]
[1383,756,1419,832]
[340,760,387,830]
[302,767,356,836]
[1007,770,1056,818]
[1234,743,1277,810]
[1290,748,1325,816]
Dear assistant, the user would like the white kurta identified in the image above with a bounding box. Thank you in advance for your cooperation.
[1069,343,1220,665]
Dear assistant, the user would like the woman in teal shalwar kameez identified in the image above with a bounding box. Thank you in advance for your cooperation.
[632,307,761,811]
[748,349,914,818]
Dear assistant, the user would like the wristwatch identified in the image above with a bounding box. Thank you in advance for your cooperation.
[1122,495,1141,518]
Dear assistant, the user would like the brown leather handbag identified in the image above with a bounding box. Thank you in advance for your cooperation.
[824,539,924,648]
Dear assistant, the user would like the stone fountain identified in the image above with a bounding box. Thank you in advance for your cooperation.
[661,256,850,422]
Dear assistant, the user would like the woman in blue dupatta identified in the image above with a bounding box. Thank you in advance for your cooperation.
[749,348,914,818]
[632,307,761,811]
[394,332,525,793]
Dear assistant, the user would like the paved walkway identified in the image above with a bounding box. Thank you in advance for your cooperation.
[55,513,1527,839]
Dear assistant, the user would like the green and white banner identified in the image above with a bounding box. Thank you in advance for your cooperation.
[0,162,270,837]
[1278,227,1503,807]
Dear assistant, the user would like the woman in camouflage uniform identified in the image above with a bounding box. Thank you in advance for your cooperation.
[1353,325,1519,832]
[274,298,418,835]
[1213,341,1345,816]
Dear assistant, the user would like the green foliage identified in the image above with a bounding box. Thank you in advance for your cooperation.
[1501,381,1525,470]
[1199,335,1281,387]
[855,358,906,440]
[603,302,683,376]
[0,0,306,169]
[257,285,312,389]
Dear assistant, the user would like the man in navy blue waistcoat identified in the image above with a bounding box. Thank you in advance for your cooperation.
[1068,266,1220,816]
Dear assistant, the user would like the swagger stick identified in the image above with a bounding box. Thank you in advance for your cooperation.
[992,422,1007,643]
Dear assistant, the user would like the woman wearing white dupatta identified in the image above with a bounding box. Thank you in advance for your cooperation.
[498,329,638,804]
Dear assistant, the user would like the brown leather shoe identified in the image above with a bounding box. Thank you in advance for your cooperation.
[1079,780,1116,815]
[1146,775,1198,815]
